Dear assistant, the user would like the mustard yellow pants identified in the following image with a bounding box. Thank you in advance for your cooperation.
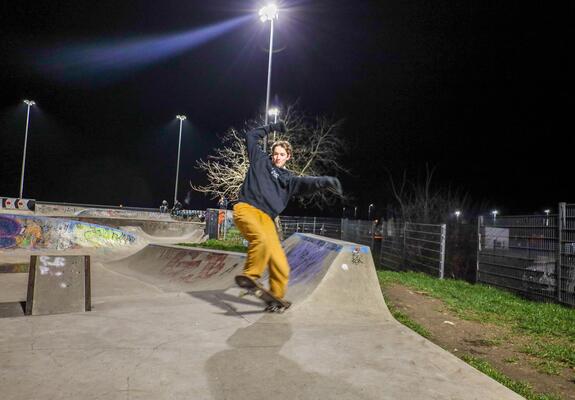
[233,202,290,299]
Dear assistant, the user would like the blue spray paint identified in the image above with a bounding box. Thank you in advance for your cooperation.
[287,235,341,286]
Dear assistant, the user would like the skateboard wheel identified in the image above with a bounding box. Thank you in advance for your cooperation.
[254,289,263,297]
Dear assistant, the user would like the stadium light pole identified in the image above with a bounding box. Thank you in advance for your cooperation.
[174,115,187,206]
[19,99,36,199]
[259,3,279,150]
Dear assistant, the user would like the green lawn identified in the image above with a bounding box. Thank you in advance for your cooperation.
[377,270,575,343]
[378,269,575,399]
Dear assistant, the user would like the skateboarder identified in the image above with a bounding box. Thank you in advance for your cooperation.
[233,121,342,311]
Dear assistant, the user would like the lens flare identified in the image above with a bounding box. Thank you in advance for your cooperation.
[32,15,252,83]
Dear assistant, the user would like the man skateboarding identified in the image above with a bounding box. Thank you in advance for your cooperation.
[233,121,342,312]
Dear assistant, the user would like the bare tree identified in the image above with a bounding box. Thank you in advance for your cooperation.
[192,104,349,208]
[386,165,472,224]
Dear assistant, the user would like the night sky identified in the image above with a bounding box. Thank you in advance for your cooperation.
[0,1,571,217]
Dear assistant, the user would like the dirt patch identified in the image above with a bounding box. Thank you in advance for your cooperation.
[383,284,575,400]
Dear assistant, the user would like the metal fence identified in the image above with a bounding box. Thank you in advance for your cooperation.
[477,203,575,306]
[378,220,446,278]
[280,216,342,240]
[558,203,575,305]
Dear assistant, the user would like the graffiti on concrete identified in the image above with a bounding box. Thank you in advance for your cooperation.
[159,248,240,284]
[75,208,171,221]
[0,214,137,251]
[287,235,341,285]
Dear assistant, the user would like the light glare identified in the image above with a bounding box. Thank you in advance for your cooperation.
[259,4,278,22]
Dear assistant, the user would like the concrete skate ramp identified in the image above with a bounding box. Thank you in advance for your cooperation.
[120,225,206,244]
[0,233,524,400]
[0,214,146,264]
[102,234,367,308]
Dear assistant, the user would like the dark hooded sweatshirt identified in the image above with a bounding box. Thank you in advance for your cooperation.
[238,126,334,219]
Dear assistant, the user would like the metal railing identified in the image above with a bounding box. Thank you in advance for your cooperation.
[279,216,342,240]
[477,203,575,306]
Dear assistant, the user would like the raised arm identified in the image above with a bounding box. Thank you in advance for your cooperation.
[245,121,287,162]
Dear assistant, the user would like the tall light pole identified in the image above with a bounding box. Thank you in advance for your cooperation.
[19,99,36,199]
[174,115,187,206]
[259,3,279,150]
[268,107,280,141]
[368,203,375,220]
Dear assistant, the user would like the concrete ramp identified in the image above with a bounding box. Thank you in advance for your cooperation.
[0,233,524,400]
[120,225,206,244]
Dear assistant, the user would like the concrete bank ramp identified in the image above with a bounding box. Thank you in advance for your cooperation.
[120,225,206,245]
[0,233,524,400]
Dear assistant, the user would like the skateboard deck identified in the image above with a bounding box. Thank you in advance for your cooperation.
[235,275,291,312]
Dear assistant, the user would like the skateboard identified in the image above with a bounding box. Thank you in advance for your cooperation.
[235,275,291,313]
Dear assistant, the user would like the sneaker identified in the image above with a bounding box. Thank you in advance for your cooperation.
[264,300,292,313]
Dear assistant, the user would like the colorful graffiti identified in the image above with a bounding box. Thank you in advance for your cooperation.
[0,214,137,251]
[287,234,341,285]
[74,208,171,221]
[159,248,241,284]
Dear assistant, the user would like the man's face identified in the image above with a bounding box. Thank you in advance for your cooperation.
[272,145,291,168]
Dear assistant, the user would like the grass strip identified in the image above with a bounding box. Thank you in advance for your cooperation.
[377,270,575,340]
[461,355,562,400]
[386,303,432,339]
[178,239,247,253]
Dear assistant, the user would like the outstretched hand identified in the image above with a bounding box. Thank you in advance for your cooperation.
[269,120,287,134]
[325,177,343,196]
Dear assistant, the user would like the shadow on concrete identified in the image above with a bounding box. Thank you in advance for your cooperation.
[205,320,372,400]
[189,290,268,317]
[0,301,25,318]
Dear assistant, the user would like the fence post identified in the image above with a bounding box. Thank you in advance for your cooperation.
[402,222,407,269]
[557,202,565,303]
[476,216,483,283]
[370,220,375,250]
[439,224,446,279]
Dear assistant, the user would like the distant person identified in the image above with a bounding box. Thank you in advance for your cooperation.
[218,196,228,209]
[233,120,342,312]
[160,200,168,213]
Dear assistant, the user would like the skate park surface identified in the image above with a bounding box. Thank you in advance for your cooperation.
[0,213,525,400]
